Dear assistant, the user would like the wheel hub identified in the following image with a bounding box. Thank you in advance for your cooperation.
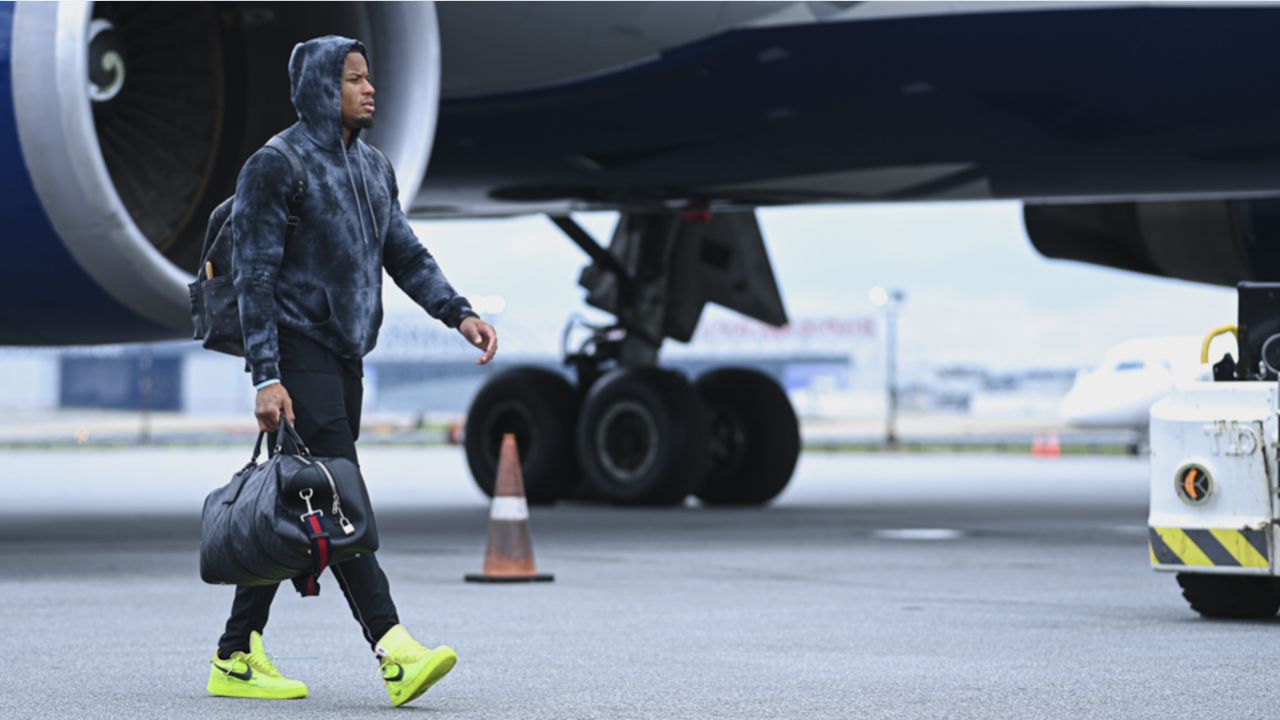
[596,401,659,484]
[707,402,748,479]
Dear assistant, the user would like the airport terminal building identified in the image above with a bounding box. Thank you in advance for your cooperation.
[0,313,887,418]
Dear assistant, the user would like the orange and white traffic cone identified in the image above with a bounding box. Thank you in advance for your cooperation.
[1044,432,1062,458]
[1031,434,1046,457]
[465,433,554,583]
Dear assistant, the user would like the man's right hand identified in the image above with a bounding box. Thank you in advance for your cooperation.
[255,383,295,432]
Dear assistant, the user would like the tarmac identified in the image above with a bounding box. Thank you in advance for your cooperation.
[2,447,1278,719]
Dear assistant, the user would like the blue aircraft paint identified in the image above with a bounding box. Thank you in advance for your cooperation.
[0,2,175,345]
[425,6,1280,207]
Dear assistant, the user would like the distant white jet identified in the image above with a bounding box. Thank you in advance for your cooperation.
[1060,336,1224,430]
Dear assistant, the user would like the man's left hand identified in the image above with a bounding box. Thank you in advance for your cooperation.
[459,316,498,365]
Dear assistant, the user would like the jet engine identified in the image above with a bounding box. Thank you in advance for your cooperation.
[1024,198,1280,287]
[1,1,439,343]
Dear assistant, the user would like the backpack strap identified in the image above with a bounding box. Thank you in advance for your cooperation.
[265,135,306,227]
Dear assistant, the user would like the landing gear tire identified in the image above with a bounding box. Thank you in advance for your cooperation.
[577,366,710,506]
[1176,573,1280,619]
[693,368,800,506]
[464,367,578,505]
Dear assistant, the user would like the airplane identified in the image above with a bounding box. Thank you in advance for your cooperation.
[1059,336,1211,430]
[5,0,1280,507]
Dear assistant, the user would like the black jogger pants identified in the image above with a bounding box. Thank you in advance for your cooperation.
[217,334,399,656]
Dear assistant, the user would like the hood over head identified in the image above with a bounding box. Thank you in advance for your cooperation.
[288,35,369,148]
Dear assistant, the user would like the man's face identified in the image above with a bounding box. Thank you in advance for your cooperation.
[341,52,375,130]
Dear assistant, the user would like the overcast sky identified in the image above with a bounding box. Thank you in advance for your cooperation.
[399,201,1236,375]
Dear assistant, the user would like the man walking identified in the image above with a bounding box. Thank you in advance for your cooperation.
[210,35,497,707]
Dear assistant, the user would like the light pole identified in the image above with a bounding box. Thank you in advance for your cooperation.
[138,345,153,445]
[870,287,905,450]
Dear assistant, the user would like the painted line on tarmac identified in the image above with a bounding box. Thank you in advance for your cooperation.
[872,528,967,541]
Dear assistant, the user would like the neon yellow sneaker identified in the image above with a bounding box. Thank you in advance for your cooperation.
[207,631,308,700]
[375,625,457,707]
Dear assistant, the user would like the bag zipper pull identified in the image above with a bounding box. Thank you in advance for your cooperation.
[315,461,356,535]
[298,487,323,521]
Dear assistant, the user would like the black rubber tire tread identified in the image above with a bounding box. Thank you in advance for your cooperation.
[1176,573,1280,619]
[693,368,800,506]
[576,366,710,506]
[464,366,579,504]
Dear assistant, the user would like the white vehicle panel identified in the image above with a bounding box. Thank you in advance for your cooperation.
[1148,382,1276,575]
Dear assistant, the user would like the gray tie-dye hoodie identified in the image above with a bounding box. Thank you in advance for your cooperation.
[232,35,475,386]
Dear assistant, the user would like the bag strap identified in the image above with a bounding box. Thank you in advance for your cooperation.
[195,136,305,277]
[264,135,306,227]
[268,411,326,598]
[292,513,330,597]
[194,196,236,275]
[273,416,311,457]
[224,430,268,506]
[245,416,308,465]
[248,430,266,465]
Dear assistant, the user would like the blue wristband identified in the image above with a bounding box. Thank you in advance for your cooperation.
[255,378,281,391]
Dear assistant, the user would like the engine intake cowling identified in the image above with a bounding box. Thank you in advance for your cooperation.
[1024,198,1280,286]
[6,1,439,343]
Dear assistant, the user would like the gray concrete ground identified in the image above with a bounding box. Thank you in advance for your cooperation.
[0,448,1275,719]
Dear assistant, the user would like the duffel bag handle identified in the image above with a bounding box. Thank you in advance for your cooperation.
[248,430,267,465]
[274,416,311,457]
[243,417,310,468]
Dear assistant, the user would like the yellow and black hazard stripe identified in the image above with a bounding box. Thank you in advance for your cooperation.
[1149,527,1270,569]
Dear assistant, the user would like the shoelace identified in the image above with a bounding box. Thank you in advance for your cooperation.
[245,651,283,678]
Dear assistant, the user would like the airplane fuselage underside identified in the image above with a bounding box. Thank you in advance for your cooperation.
[2,1,1279,344]
[421,3,1280,216]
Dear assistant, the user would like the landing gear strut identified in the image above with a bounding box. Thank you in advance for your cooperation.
[464,210,801,506]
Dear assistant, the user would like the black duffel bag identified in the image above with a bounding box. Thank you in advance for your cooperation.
[200,418,378,596]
